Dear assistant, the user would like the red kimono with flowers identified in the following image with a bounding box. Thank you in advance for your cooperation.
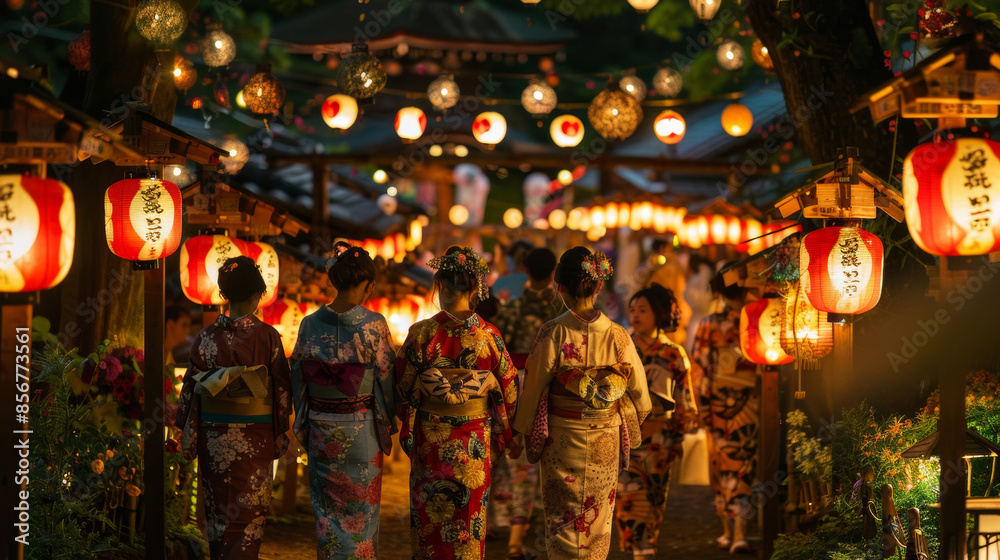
[395,311,519,560]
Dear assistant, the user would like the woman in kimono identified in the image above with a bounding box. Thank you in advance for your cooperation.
[177,256,292,560]
[615,284,695,559]
[691,280,757,555]
[290,242,396,560]
[395,246,521,560]
[512,247,651,560]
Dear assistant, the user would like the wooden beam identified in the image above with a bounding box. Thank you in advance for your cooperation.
[937,257,967,560]
[143,265,165,560]
[269,152,769,176]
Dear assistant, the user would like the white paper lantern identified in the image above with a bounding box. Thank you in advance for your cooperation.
[653,67,683,98]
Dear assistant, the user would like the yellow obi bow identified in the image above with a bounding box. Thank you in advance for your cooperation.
[554,362,631,410]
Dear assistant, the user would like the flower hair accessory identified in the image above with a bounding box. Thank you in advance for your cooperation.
[581,252,613,281]
[326,242,363,269]
[426,246,490,301]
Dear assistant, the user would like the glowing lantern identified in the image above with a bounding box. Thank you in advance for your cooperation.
[902,138,1000,256]
[522,79,558,115]
[173,53,196,91]
[690,0,721,21]
[780,286,833,364]
[638,202,655,229]
[472,112,507,145]
[590,206,606,229]
[618,204,631,230]
[449,204,470,226]
[727,216,743,245]
[104,178,181,263]
[550,115,585,147]
[549,209,567,230]
[321,94,359,130]
[619,75,647,101]
[337,43,387,100]
[604,202,619,229]
[260,298,307,358]
[740,298,794,365]
[717,40,745,71]
[800,227,883,315]
[751,39,774,71]
[219,136,249,174]
[394,106,427,141]
[653,206,669,234]
[627,0,659,12]
[0,175,74,292]
[722,103,753,137]
[694,215,710,245]
[134,0,186,47]
[709,215,728,244]
[243,64,284,119]
[68,29,90,72]
[201,24,236,67]
[652,67,682,98]
[588,81,643,140]
[654,110,686,145]
[427,75,459,110]
[179,236,279,306]
[503,208,524,229]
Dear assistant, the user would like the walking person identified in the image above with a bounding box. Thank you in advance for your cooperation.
[513,247,651,560]
[176,256,293,560]
[491,247,564,559]
[691,279,758,555]
[290,242,397,560]
[615,284,696,559]
[395,246,521,560]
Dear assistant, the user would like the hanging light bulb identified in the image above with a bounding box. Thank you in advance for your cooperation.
[521,79,557,116]
[550,114,585,147]
[717,40,745,71]
[427,75,460,110]
[472,112,507,146]
[721,103,753,137]
[751,39,774,71]
[394,106,427,141]
[321,94,359,130]
[337,43,387,101]
[652,67,682,98]
[588,80,643,141]
[243,63,285,119]
[201,23,236,67]
[653,110,686,145]
[690,0,721,22]
[219,136,249,174]
[134,0,187,47]
[619,75,647,101]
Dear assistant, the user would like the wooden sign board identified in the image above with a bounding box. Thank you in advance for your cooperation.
[803,183,877,219]
[901,101,999,118]
[0,142,76,163]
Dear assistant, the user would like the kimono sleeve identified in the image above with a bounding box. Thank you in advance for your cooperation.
[268,330,293,460]
[486,325,519,453]
[690,316,714,427]
[618,326,652,424]
[394,323,425,417]
[177,329,211,461]
[373,316,398,422]
[511,321,560,435]
[288,316,313,447]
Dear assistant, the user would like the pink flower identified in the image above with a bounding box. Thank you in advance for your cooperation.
[456,253,467,264]
[323,440,343,458]
[367,474,382,505]
[340,512,366,534]
[354,540,376,559]
[102,357,123,382]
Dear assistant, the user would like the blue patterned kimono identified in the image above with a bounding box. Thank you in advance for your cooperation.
[290,305,397,560]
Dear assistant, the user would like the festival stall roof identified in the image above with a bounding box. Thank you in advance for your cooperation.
[901,428,1000,460]
[270,0,576,55]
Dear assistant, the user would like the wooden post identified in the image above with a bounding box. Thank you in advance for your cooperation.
[937,256,967,560]
[1,300,33,560]
[143,264,165,560]
[760,364,780,559]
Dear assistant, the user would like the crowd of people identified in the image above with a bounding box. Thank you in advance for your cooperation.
[175,241,761,560]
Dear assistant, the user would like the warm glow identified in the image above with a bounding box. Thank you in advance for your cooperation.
[472,111,507,145]
[455,145,469,157]
[394,106,427,140]
[173,67,182,77]
[321,94,359,130]
[567,208,584,230]
[373,169,388,184]
[503,208,524,229]
[0,175,75,292]
[654,110,686,145]
[386,186,398,197]
[179,236,279,306]
[627,0,660,12]
[549,208,567,229]
[800,227,884,315]
[590,206,606,229]
[557,169,574,185]
[639,202,655,229]
[550,114,585,147]
[604,202,619,229]
[429,145,444,157]
[449,204,470,226]
[235,90,246,108]
[721,103,753,137]
[586,226,607,242]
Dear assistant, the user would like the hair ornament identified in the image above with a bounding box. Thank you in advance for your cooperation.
[326,242,355,270]
[581,252,613,281]
[427,246,490,301]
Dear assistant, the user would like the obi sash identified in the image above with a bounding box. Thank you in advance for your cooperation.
[549,362,632,410]
[194,365,273,418]
[418,367,498,405]
[298,359,393,455]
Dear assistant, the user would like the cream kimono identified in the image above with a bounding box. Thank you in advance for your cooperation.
[513,312,651,560]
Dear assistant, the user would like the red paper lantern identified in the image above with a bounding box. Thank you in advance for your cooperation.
[653,110,686,145]
[105,178,182,262]
[179,235,279,306]
[394,106,427,140]
[260,298,307,358]
[903,138,1000,256]
[0,175,75,292]
[550,114,584,147]
[800,227,883,315]
[740,297,794,365]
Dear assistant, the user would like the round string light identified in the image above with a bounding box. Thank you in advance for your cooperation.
[690,0,721,21]
[449,204,470,226]
[721,103,753,136]
[394,106,427,141]
[134,0,187,47]
[68,29,90,72]
[550,114,585,147]
[619,75,647,102]
[503,208,524,229]
[627,0,660,12]
[243,63,284,118]
[427,75,459,110]
[521,79,558,116]
[751,39,774,71]
[172,53,196,91]
[588,80,643,141]
[201,24,236,67]
[472,111,507,145]
[717,40,745,71]
[219,136,249,174]
[321,94,359,130]
[549,209,567,229]
[652,67,682,98]
[337,43,387,100]
[654,110,686,144]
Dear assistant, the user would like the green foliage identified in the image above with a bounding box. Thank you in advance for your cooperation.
[788,409,833,483]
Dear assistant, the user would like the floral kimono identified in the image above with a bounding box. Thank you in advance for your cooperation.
[290,305,396,560]
[177,313,292,560]
[691,304,760,520]
[512,312,651,560]
[395,311,519,560]
[489,284,563,529]
[615,333,694,556]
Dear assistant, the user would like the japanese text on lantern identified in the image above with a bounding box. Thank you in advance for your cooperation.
[213,237,234,266]
[960,147,992,234]
[0,181,14,261]
[139,181,164,243]
[839,234,861,296]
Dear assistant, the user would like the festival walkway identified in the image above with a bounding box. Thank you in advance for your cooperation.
[259,458,756,560]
